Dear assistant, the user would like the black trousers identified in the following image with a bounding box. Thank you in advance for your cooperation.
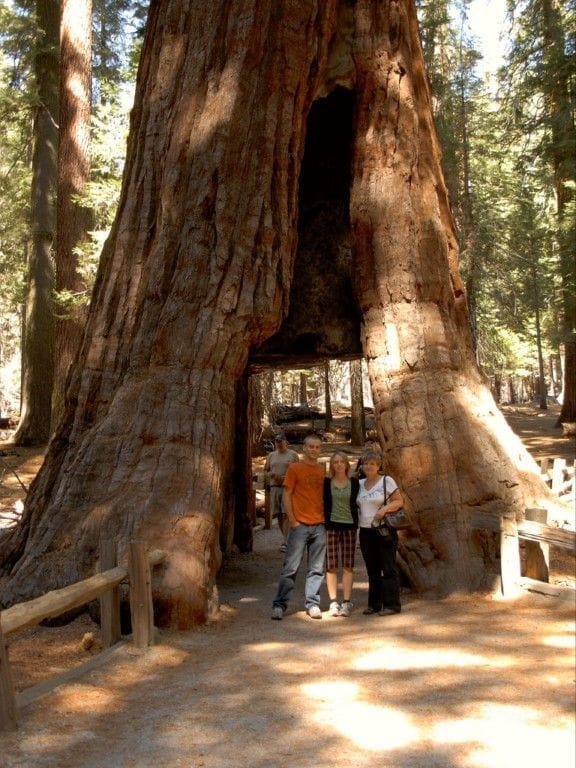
[359,527,401,612]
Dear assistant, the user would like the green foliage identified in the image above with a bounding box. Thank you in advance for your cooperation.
[93,0,148,97]
[0,1,34,367]
[416,0,570,395]
[0,0,145,412]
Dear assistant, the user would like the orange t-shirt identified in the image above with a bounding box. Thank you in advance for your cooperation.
[283,462,325,525]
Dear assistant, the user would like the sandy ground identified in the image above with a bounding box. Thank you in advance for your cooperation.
[1,403,575,766]
[2,526,575,768]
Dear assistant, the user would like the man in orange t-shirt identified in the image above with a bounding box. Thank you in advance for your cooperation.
[271,434,326,620]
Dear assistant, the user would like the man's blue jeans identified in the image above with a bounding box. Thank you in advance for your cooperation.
[272,523,326,611]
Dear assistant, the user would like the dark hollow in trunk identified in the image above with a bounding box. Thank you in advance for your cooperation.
[1,1,560,626]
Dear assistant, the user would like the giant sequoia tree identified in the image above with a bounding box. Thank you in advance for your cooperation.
[0,0,558,626]
[13,0,59,446]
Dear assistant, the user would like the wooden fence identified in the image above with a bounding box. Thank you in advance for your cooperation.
[539,457,575,496]
[0,539,165,732]
[472,507,576,599]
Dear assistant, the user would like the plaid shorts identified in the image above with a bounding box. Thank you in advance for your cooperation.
[326,528,357,570]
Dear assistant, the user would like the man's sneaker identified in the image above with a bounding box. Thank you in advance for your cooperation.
[340,600,353,617]
[279,543,287,553]
[271,606,284,620]
[329,600,341,617]
[307,605,322,619]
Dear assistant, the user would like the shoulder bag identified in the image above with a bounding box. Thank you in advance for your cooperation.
[374,476,413,531]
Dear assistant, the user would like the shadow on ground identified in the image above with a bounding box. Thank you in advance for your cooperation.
[3,525,575,768]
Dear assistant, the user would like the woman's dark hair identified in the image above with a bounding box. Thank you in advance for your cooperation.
[361,451,382,466]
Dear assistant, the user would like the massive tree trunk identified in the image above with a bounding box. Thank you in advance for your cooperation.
[0,0,559,623]
[13,0,59,446]
[53,0,93,428]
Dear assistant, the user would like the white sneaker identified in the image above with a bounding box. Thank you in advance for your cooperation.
[329,600,341,617]
[271,606,284,620]
[340,600,353,617]
[307,605,322,619]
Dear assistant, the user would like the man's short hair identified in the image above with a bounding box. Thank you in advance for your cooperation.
[274,433,287,441]
[304,433,322,445]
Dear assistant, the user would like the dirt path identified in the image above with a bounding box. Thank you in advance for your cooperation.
[1,403,575,766]
[3,523,575,768]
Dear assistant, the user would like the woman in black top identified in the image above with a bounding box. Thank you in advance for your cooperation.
[323,452,359,617]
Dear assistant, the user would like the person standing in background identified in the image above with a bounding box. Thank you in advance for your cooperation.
[264,434,299,551]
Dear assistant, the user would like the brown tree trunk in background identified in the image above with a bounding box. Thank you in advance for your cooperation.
[53,0,93,428]
[299,372,308,406]
[349,359,365,445]
[13,0,59,447]
[228,372,254,555]
[1,0,559,623]
[542,0,576,426]
[324,361,332,431]
[532,264,548,410]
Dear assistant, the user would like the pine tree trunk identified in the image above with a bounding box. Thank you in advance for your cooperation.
[53,0,93,428]
[13,0,60,446]
[324,361,332,431]
[542,0,576,425]
[299,373,308,406]
[349,359,365,445]
[1,0,561,622]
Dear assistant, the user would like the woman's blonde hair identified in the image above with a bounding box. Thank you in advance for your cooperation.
[329,451,351,477]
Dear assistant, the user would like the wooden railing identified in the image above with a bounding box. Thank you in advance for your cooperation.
[472,507,575,599]
[539,457,575,496]
[0,539,165,732]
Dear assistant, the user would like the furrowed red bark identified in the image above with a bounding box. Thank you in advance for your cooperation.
[1,0,561,623]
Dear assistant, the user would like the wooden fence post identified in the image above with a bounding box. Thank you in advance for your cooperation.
[551,459,566,495]
[0,619,18,731]
[539,457,550,484]
[500,517,521,598]
[128,540,154,649]
[99,538,121,647]
[524,508,550,582]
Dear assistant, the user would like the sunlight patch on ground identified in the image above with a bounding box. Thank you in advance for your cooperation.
[18,729,98,755]
[432,703,576,768]
[352,645,513,671]
[541,633,576,649]
[52,683,119,713]
[246,641,293,652]
[302,680,419,751]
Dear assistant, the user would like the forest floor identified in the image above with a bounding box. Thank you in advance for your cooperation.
[0,403,575,767]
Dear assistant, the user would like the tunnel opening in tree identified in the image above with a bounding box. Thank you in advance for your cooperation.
[251,86,361,367]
